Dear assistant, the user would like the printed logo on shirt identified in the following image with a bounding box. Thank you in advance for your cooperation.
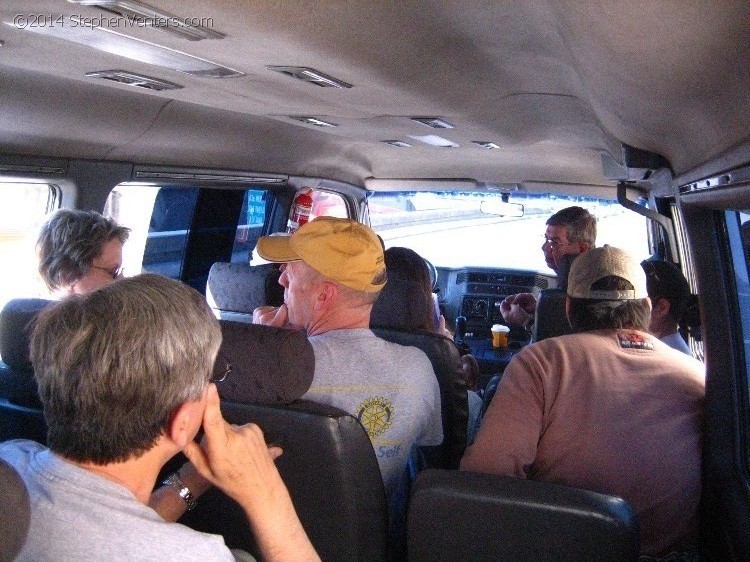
[357,396,394,438]
[617,331,655,350]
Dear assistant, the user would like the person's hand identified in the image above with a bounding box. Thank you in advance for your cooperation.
[253,304,288,327]
[183,385,320,562]
[438,314,453,339]
[499,293,537,327]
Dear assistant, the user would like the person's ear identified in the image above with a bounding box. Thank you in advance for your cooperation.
[651,297,670,319]
[166,401,203,449]
[577,241,591,253]
[314,281,338,310]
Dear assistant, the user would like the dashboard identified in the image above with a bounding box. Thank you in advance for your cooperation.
[435,267,557,338]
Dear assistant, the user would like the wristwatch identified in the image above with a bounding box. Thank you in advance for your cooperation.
[163,472,197,511]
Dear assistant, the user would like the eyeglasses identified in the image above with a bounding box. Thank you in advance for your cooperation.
[542,235,568,249]
[91,265,124,279]
[209,354,232,384]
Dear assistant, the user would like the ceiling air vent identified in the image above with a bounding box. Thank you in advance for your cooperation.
[67,0,225,41]
[411,117,454,129]
[289,116,338,128]
[86,70,182,90]
[382,140,412,148]
[472,141,501,149]
[267,66,352,88]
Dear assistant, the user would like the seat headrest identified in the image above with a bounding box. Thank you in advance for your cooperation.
[0,299,54,371]
[215,320,315,405]
[370,277,436,332]
[206,262,283,314]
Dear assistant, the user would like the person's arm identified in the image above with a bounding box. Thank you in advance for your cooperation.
[460,351,544,477]
[183,385,320,562]
[148,462,212,522]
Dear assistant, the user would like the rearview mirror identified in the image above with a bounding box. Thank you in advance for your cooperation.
[480,200,524,217]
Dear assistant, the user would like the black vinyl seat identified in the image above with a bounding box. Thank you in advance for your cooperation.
[408,469,640,562]
[0,299,51,443]
[371,328,468,470]
[0,298,52,409]
[532,288,573,342]
[180,400,389,562]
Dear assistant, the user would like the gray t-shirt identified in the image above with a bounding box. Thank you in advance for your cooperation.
[304,329,443,497]
[0,440,238,562]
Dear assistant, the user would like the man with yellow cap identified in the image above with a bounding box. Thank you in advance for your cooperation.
[253,217,443,501]
[461,245,705,559]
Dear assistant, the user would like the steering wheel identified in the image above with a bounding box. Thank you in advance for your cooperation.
[424,257,438,292]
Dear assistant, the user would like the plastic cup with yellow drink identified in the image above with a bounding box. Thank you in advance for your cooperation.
[491,324,510,349]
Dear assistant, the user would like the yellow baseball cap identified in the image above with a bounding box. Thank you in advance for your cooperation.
[256,217,386,293]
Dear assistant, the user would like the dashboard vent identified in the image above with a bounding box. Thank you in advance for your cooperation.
[534,276,549,289]
[456,272,468,284]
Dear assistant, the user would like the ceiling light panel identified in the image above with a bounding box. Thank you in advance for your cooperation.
[8,22,242,77]
[267,66,352,88]
[473,141,501,149]
[67,0,224,41]
[409,135,459,148]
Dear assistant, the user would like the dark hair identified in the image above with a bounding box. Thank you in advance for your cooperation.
[37,209,130,291]
[547,206,597,246]
[370,247,436,332]
[568,276,651,332]
[642,260,689,322]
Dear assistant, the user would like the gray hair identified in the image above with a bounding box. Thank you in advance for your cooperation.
[37,209,130,291]
[30,274,221,464]
[568,276,651,332]
[547,206,597,247]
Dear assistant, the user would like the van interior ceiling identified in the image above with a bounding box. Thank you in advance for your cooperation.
[0,1,748,194]
[2,2,750,562]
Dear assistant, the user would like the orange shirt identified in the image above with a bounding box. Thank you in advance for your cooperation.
[461,329,705,557]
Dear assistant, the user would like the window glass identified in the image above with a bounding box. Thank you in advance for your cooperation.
[105,185,271,279]
[231,190,268,264]
[368,191,650,271]
[728,210,750,389]
[105,185,198,279]
[0,182,59,311]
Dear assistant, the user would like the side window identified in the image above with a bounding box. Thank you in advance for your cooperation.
[728,210,750,385]
[105,185,270,283]
[0,182,60,309]
[231,190,268,263]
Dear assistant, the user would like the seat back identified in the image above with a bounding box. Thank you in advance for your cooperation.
[205,262,283,321]
[371,328,468,469]
[532,288,573,342]
[215,320,314,405]
[180,400,389,562]
[408,469,640,562]
[0,298,53,409]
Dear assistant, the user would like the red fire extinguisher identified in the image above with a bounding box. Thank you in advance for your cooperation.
[287,187,314,233]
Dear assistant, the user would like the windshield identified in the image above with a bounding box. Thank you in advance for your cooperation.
[368,191,650,272]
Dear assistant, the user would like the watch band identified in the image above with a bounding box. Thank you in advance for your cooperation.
[163,472,197,511]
